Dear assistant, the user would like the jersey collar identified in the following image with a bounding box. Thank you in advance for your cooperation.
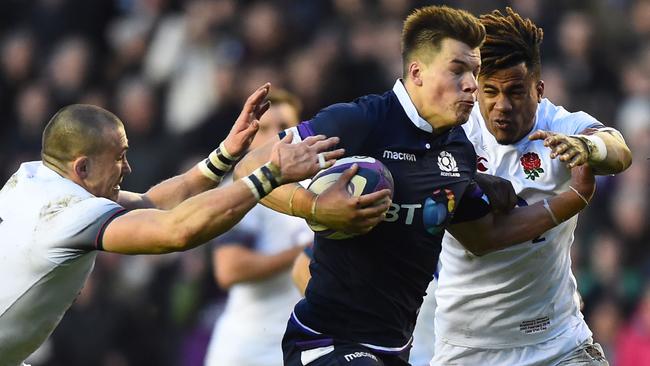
[392,79,433,133]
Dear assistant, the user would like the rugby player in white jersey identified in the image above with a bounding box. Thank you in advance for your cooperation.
[0,84,345,366]
[204,90,313,366]
[432,8,632,366]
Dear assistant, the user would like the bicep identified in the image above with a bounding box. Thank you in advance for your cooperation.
[101,208,179,254]
[117,190,153,209]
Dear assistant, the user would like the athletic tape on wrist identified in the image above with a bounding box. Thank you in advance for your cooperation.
[197,141,240,182]
[242,162,282,200]
[573,134,607,162]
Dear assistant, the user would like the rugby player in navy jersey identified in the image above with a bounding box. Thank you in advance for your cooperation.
[236,6,595,366]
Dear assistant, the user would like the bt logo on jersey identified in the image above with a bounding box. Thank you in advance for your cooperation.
[383,189,456,233]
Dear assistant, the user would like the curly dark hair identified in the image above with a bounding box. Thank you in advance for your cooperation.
[401,5,485,77]
[479,7,544,79]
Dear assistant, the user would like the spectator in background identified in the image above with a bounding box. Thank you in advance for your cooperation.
[3,82,51,178]
[144,0,235,135]
[46,36,92,107]
[617,286,650,366]
[0,1,647,364]
[578,232,643,318]
[204,89,311,366]
[114,77,171,193]
[589,297,624,363]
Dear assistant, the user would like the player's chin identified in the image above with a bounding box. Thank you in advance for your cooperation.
[109,187,120,201]
[454,110,472,125]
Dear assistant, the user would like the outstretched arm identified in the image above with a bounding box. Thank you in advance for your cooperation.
[102,134,343,254]
[118,83,272,210]
[449,164,595,256]
[529,127,632,175]
[235,138,392,235]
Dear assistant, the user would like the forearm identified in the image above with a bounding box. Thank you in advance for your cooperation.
[214,246,303,289]
[260,184,315,218]
[104,163,283,254]
[141,166,217,209]
[589,131,632,175]
[234,137,316,218]
[451,189,586,256]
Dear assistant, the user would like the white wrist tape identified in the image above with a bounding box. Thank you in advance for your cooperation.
[242,162,282,200]
[197,141,238,182]
[573,134,607,162]
[584,134,607,162]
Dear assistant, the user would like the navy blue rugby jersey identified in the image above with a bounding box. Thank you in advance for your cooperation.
[280,80,489,351]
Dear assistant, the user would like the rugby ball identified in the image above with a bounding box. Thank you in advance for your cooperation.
[307,156,394,239]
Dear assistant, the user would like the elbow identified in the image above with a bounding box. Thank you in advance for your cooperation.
[215,271,236,290]
[620,147,633,171]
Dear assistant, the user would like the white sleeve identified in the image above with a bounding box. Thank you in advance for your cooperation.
[36,197,125,263]
[546,102,604,135]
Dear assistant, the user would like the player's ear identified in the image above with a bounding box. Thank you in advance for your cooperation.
[407,61,424,87]
[72,156,90,179]
[536,80,544,102]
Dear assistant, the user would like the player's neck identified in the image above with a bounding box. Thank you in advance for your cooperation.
[403,80,450,134]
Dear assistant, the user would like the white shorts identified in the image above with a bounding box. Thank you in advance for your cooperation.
[431,332,607,366]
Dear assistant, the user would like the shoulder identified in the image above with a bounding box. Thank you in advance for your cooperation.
[537,99,604,135]
[314,91,393,125]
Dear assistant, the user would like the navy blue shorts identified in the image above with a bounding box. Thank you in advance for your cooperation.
[281,314,411,366]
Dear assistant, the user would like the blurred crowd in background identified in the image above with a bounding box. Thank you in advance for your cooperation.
[1,0,649,365]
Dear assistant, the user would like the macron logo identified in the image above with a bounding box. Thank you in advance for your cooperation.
[383,150,416,162]
[344,352,378,362]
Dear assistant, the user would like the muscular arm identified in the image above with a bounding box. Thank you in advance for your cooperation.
[450,165,594,256]
[235,137,391,234]
[213,244,305,289]
[234,138,311,215]
[118,166,216,210]
[104,178,260,254]
[584,129,632,174]
[102,134,343,255]
[529,127,632,175]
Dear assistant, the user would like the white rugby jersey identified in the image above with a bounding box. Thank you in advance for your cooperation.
[435,99,602,348]
[0,162,124,366]
[204,191,312,366]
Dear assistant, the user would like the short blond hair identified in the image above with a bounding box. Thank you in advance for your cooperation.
[42,104,123,163]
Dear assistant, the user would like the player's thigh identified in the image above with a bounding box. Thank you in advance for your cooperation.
[555,338,609,366]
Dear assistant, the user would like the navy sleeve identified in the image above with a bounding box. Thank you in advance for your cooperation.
[280,102,373,156]
[450,182,491,224]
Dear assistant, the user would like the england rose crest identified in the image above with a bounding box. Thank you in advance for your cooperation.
[520,152,544,180]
